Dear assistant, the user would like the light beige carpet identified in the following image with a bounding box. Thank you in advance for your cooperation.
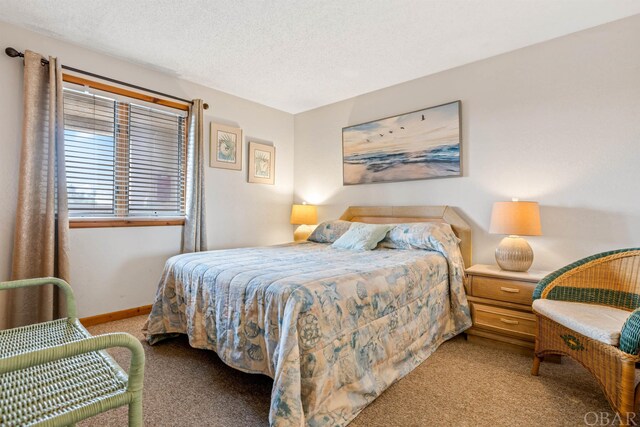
[81,315,613,426]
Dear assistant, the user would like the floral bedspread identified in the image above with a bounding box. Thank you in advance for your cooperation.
[145,241,471,426]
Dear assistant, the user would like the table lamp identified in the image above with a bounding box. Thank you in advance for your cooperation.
[489,200,542,272]
[290,203,318,242]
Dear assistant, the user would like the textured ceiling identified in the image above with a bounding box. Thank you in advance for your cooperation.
[1,1,639,113]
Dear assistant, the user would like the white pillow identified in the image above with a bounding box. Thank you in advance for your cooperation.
[331,223,393,250]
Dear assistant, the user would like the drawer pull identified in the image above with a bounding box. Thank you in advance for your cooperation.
[500,287,520,293]
[500,318,519,325]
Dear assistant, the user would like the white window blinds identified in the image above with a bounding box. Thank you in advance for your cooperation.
[63,87,187,218]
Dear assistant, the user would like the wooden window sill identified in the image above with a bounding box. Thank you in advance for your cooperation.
[69,218,185,228]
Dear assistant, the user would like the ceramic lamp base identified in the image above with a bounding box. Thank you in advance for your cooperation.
[495,235,534,272]
[293,224,316,242]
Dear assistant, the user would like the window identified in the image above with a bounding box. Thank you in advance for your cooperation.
[62,81,188,225]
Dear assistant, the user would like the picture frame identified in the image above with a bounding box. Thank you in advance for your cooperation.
[210,122,242,170]
[248,141,275,185]
[342,100,461,185]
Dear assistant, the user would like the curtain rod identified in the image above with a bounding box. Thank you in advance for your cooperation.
[5,47,209,110]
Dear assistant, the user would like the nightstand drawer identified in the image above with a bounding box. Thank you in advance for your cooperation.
[471,303,536,339]
[472,276,535,305]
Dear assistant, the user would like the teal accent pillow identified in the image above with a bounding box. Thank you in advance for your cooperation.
[331,223,393,250]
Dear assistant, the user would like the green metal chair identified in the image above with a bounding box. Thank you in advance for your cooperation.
[0,278,145,426]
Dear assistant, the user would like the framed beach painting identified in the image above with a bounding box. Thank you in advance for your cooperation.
[248,141,275,185]
[210,123,242,170]
[342,100,461,185]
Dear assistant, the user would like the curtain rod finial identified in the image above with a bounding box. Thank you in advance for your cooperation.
[203,103,209,110]
[5,47,23,58]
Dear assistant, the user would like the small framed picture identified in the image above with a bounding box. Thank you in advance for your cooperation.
[210,123,242,170]
[248,141,275,185]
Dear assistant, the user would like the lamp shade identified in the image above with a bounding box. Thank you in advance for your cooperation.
[290,204,318,225]
[489,201,542,236]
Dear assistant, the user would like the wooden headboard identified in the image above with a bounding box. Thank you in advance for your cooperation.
[339,205,472,267]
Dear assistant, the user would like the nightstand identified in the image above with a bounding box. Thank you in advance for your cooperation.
[464,264,551,355]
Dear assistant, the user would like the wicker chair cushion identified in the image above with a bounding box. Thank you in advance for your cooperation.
[533,299,631,346]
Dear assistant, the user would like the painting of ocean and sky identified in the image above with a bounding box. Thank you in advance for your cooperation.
[342,101,461,185]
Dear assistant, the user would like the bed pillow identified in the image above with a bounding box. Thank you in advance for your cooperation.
[331,223,393,250]
[379,222,461,250]
[307,220,352,243]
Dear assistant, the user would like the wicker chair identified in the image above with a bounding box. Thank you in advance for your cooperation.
[0,278,145,426]
[531,249,640,426]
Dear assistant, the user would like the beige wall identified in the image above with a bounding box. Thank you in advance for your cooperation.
[2,15,639,318]
[0,22,295,317]
[294,15,640,271]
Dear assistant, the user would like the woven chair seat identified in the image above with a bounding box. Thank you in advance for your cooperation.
[1,318,90,358]
[0,278,144,427]
[0,319,130,427]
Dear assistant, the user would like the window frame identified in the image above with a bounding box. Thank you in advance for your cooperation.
[62,74,189,229]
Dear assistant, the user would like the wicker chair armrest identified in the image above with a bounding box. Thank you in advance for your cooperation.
[532,248,640,305]
[0,332,145,392]
[0,277,77,318]
[620,308,640,355]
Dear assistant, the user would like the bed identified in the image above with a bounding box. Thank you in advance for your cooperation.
[145,205,473,426]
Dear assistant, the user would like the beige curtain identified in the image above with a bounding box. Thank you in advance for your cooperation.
[1,51,70,329]
[181,99,207,253]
